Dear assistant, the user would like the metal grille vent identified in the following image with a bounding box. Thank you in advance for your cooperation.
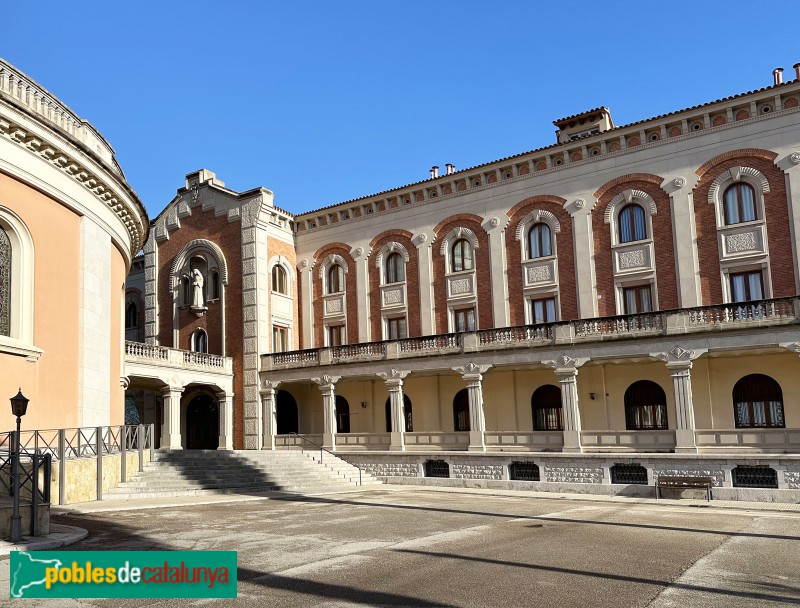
[731,465,778,489]
[610,463,648,485]
[424,460,450,478]
[509,462,540,481]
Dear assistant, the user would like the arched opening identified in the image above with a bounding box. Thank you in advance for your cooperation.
[208,270,220,300]
[125,301,138,330]
[385,252,405,284]
[531,385,563,431]
[453,388,470,431]
[186,393,219,450]
[451,238,474,272]
[335,395,350,433]
[732,374,784,428]
[624,380,668,430]
[276,390,299,434]
[190,329,208,353]
[272,265,288,295]
[527,222,552,259]
[384,395,413,432]
[124,396,141,426]
[327,264,344,294]
[723,182,757,225]
[618,203,647,243]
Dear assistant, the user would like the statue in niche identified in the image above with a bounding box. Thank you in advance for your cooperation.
[191,269,206,312]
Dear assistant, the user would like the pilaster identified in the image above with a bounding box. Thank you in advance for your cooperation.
[260,379,280,451]
[311,375,341,450]
[216,391,234,450]
[565,199,597,317]
[377,369,411,451]
[161,385,184,449]
[662,175,701,307]
[414,232,435,336]
[778,152,800,293]
[352,245,371,342]
[452,363,492,451]
[298,259,314,348]
[486,217,509,327]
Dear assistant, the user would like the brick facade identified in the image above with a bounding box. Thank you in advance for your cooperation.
[312,242,358,345]
[368,229,421,339]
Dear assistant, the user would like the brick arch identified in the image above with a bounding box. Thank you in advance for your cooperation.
[593,175,678,317]
[593,173,663,202]
[507,195,567,218]
[368,231,421,339]
[432,215,492,333]
[506,198,577,325]
[433,213,485,236]
[369,229,414,249]
[312,244,358,346]
[693,151,793,305]
[695,148,779,179]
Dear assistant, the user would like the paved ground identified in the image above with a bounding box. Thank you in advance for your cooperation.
[2,487,800,607]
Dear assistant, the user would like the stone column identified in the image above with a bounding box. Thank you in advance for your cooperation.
[779,152,800,292]
[352,246,371,343]
[414,232,435,336]
[312,375,341,450]
[452,363,492,451]
[377,369,411,451]
[160,385,184,449]
[216,391,234,450]
[486,217,509,327]
[260,380,280,451]
[652,346,707,453]
[543,355,589,453]
[298,259,314,347]
[662,176,701,307]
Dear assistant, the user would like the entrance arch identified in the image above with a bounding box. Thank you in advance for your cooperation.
[385,395,413,432]
[186,393,219,449]
[335,395,351,433]
[453,389,470,431]
[276,390,299,434]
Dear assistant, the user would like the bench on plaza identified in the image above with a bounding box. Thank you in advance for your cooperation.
[655,475,714,501]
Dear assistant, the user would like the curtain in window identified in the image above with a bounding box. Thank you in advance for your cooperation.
[724,187,741,225]
[531,298,556,323]
[529,224,552,258]
[619,205,646,243]
[733,374,784,428]
[386,253,405,284]
[725,184,757,224]
[730,273,747,302]
[632,205,646,240]
[748,271,763,300]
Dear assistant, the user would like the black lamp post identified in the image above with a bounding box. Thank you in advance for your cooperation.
[9,389,28,543]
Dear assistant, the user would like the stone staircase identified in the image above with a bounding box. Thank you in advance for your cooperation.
[105,449,380,499]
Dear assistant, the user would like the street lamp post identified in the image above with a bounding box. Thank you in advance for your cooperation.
[9,389,28,543]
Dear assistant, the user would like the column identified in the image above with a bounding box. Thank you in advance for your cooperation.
[312,375,341,450]
[414,232,435,336]
[779,153,800,293]
[486,217,509,327]
[298,259,314,347]
[160,385,183,449]
[378,369,411,451]
[544,355,589,452]
[652,347,707,453]
[663,176,701,307]
[566,199,598,318]
[260,380,280,451]
[216,391,234,450]
[453,363,492,451]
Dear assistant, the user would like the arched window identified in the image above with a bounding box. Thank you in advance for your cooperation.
[453,388,470,431]
[723,183,757,225]
[531,385,563,431]
[327,264,344,294]
[527,223,552,259]
[276,390,299,434]
[208,270,220,300]
[190,329,208,353]
[624,380,668,430]
[272,265,288,295]
[618,204,647,243]
[733,374,784,428]
[451,239,474,272]
[335,395,350,433]
[125,302,138,330]
[385,395,413,432]
[0,228,10,337]
[385,252,405,284]
[181,277,192,306]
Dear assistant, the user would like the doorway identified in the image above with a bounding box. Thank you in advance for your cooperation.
[186,393,219,449]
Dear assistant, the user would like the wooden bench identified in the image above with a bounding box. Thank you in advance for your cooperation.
[655,475,714,501]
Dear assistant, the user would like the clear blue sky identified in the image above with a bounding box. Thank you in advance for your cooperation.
[5,2,800,218]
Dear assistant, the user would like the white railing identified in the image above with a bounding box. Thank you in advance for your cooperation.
[404,432,470,450]
[399,334,461,353]
[182,351,226,368]
[484,431,564,451]
[477,325,553,346]
[334,433,392,449]
[125,341,168,360]
[125,341,233,374]
[332,343,386,362]
[272,349,319,366]
[574,312,662,337]
[695,428,800,452]
[581,430,676,452]
[275,434,323,448]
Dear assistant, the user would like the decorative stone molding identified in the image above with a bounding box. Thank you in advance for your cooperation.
[414,233,428,245]
[563,198,589,215]
[263,379,281,391]
[439,226,480,255]
[299,259,309,269]
[791,152,800,165]
[311,374,342,387]
[514,209,562,241]
[604,189,657,224]
[707,166,770,204]
[318,253,349,277]
[374,241,410,268]
[452,363,492,378]
[673,177,687,188]
[542,354,589,373]
[377,369,411,382]
[650,345,708,368]
[169,239,229,287]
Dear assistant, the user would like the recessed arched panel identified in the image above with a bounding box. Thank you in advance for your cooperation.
[453,389,470,432]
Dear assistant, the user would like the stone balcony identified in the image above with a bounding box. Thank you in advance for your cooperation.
[125,341,233,375]
[262,297,800,372]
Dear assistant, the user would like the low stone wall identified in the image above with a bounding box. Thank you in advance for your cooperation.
[50,450,150,505]
[338,451,800,502]
[0,502,49,536]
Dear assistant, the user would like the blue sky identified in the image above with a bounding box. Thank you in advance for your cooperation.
[5,2,800,217]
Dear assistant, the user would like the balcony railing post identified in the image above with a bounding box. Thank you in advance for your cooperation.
[95,426,103,501]
[120,425,127,484]
[138,424,145,473]
[57,429,66,506]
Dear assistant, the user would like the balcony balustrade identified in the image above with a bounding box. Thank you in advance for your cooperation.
[125,341,233,375]
[263,297,800,370]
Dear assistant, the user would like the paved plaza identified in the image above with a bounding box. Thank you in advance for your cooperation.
[2,487,799,607]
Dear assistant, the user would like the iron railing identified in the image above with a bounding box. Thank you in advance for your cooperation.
[0,424,155,505]
[289,432,362,486]
[0,449,51,536]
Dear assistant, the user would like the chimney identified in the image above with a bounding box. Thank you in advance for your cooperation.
[795,63,800,81]
[445,163,455,175]
[773,67,784,86]
[430,166,439,179]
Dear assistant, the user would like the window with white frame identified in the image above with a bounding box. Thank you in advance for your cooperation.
[272,325,289,352]
[729,269,763,302]
[517,210,561,324]
[622,284,653,314]
[529,296,557,324]
[327,264,344,294]
[385,316,407,340]
[441,226,480,332]
[453,307,476,332]
[0,208,35,350]
[451,239,473,272]
[190,328,208,353]
[327,324,346,346]
[527,223,553,259]
[385,252,405,284]
[376,242,409,336]
[617,204,647,243]
[723,183,758,225]
[0,227,11,337]
[272,265,288,295]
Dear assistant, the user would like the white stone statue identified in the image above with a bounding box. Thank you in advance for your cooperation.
[191,269,205,308]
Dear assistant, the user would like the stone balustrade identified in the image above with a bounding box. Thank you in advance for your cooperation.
[262,297,800,370]
[125,341,233,375]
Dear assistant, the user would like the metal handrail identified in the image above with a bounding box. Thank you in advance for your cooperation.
[289,432,362,486]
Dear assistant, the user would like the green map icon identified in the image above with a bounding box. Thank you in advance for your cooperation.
[10,551,63,598]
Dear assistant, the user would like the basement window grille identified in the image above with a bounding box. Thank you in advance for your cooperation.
[731,465,778,489]
[509,462,540,481]
[610,463,648,485]
[424,459,450,478]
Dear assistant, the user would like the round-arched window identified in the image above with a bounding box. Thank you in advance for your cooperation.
[531,385,562,430]
[190,329,208,354]
[451,239,474,272]
[624,380,667,430]
[385,252,405,284]
[618,204,647,243]
[271,265,288,295]
[453,389,470,431]
[732,374,784,428]
[723,183,757,225]
[327,264,344,294]
[527,223,553,259]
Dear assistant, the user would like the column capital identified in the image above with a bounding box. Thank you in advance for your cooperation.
[452,362,492,381]
[261,379,281,393]
[650,345,707,370]
[311,375,341,389]
[542,354,589,375]
[377,368,411,386]
[780,341,800,355]
[162,384,184,396]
